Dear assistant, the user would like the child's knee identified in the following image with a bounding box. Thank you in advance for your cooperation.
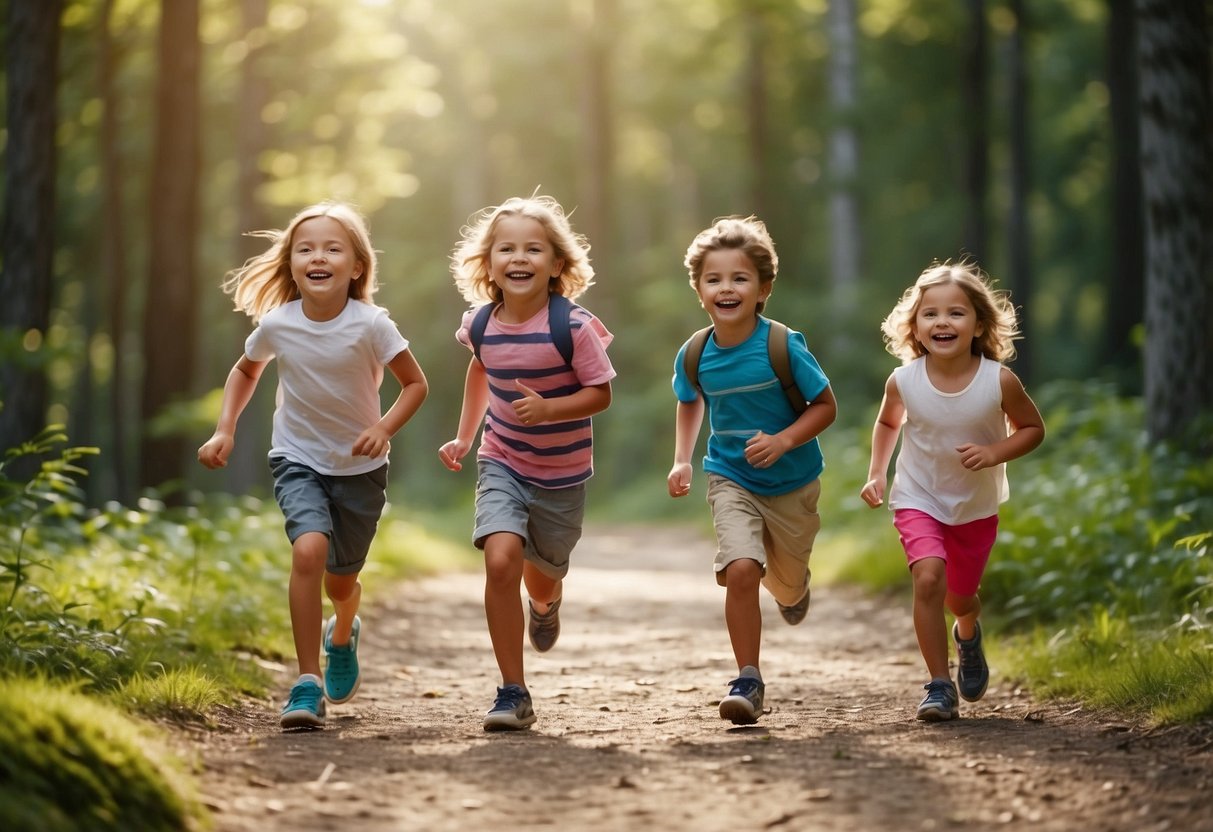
[910,560,947,600]
[723,557,763,590]
[291,532,328,575]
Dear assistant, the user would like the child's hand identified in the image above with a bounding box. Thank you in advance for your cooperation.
[956,443,997,471]
[512,380,550,426]
[352,425,391,459]
[744,431,787,469]
[197,433,234,470]
[667,463,693,498]
[438,438,471,472]
[859,478,884,508]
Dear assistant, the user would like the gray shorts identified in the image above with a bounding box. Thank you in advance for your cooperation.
[270,456,388,576]
[473,460,585,580]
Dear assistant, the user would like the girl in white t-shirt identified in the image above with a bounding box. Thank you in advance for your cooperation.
[198,202,428,730]
[860,261,1044,723]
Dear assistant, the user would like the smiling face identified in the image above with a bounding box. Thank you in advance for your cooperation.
[913,281,984,359]
[289,215,363,320]
[695,248,771,334]
[488,214,564,312]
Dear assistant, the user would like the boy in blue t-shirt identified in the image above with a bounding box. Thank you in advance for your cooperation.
[667,215,838,726]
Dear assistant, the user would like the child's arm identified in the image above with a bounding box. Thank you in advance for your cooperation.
[351,349,429,459]
[955,367,1045,470]
[743,384,838,469]
[667,397,705,498]
[438,357,491,472]
[511,380,612,425]
[860,373,904,508]
[197,355,268,469]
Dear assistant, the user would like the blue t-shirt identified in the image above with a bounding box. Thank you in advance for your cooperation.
[672,317,830,496]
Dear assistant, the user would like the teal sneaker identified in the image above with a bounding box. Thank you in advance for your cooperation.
[281,677,326,730]
[483,684,537,731]
[323,614,361,705]
[953,621,990,702]
[916,678,959,722]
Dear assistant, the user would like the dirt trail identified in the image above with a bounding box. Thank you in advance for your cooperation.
[186,525,1213,831]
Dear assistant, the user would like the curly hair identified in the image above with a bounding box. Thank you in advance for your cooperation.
[450,194,594,305]
[683,216,778,314]
[222,201,379,322]
[881,260,1020,363]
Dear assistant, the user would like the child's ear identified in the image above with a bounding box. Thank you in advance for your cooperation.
[552,257,565,279]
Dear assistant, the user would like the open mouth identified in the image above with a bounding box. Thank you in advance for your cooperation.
[505,271,534,282]
[932,333,957,343]
[307,270,332,282]
[715,299,741,310]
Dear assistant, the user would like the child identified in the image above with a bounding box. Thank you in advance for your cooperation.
[198,201,428,730]
[860,261,1044,722]
[667,216,837,725]
[438,194,615,731]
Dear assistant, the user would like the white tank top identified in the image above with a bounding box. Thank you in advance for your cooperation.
[889,356,1009,524]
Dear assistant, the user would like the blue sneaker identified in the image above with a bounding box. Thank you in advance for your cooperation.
[953,621,990,702]
[281,677,326,729]
[323,614,361,705]
[483,684,536,731]
[916,678,959,722]
[719,667,765,725]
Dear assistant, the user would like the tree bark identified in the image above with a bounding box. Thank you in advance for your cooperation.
[0,1,61,453]
[961,0,988,264]
[745,4,770,219]
[140,0,201,490]
[827,0,861,342]
[1136,0,1213,444]
[1006,0,1033,381]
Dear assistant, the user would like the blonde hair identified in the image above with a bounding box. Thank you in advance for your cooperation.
[223,201,378,322]
[881,260,1020,363]
[451,194,594,305]
[683,216,778,314]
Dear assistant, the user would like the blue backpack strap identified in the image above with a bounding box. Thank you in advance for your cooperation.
[547,293,575,366]
[468,302,497,363]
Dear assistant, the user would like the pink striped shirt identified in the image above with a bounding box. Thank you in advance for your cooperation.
[457,302,615,488]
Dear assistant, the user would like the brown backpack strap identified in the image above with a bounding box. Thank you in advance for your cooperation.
[767,320,807,414]
[683,326,714,395]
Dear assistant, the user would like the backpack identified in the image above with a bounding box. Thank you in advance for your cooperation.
[682,319,807,414]
[469,292,577,365]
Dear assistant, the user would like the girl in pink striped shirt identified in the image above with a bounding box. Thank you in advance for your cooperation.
[439,194,615,731]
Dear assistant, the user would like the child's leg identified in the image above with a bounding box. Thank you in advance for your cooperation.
[946,591,982,640]
[288,531,329,677]
[909,557,949,680]
[522,562,560,613]
[722,558,764,672]
[483,531,527,686]
[324,572,362,645]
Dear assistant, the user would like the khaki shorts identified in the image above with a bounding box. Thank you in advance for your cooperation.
[706,474,821,606]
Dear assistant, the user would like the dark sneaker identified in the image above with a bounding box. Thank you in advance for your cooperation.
[718,668,765,725]
[527,597,561,653]
[777,585,811,625]
[483,684,537,731]
[916,679,959,722]
[953,621,989,702]
[323,614,362,704]
[281,677,326,730]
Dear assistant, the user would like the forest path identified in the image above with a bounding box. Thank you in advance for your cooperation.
[185,525,1213,831]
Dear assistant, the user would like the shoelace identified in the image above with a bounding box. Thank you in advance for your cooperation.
[493,686,527,711]
[923,680,955,702]
[287,683,322,710]
[957,637,983,674]
[727,677,761,698]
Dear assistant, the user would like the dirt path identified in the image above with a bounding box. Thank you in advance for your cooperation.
[186,525,1213,831]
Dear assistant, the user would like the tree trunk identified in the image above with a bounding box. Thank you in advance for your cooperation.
[140,0,201,490]
[827,0,861,346]
[745,5,770,219]
[1006,0,1033,381]
[0,1,61,454]
[960,0,988,264]
[1104,0,1145,392]
[1136,0,1213,445]
[578,0,616,321]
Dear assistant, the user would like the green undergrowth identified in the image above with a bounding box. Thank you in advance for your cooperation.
[0,677,207,832]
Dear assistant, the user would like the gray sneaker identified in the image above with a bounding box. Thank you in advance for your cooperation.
[953,621,990,702]
[777,586,811,625]
[916,679,959,722]
[719,668,765,725]
[527,597,561,652]
[483,684,537,731]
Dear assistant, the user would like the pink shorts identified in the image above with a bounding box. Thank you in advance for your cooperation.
[892,509,998,596]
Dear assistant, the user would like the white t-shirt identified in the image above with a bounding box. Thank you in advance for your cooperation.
[245,299,409,476]
[889,355,1010,525]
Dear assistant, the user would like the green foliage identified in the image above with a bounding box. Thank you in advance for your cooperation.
[0,677,207,832]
